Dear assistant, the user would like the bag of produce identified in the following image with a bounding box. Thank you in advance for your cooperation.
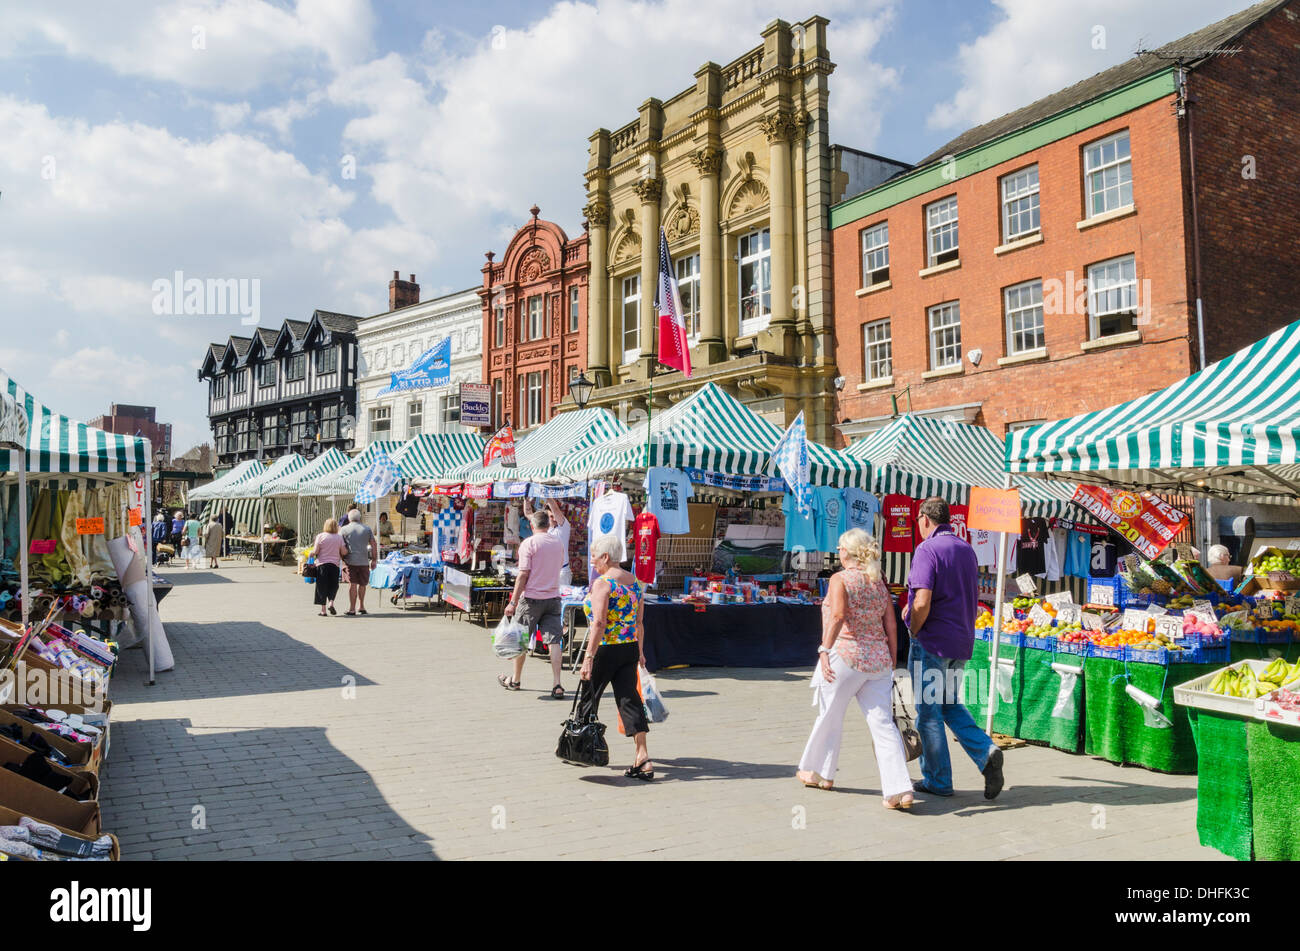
[1173,559,1217,595]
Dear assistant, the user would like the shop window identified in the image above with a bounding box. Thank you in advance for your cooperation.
[1087,254,1138,337]
[860,222,890,287]
[863,318,892,382]
[1004,279,1045,354]
[676,253,701,337]
[738,228,771,335]
[1001,166,1040,241]
[1084,131,1132,218]
[925,197,959,266]
[621,275,640,364]
[928,301,962,369]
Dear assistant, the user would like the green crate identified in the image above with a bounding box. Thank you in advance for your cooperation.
[1230,641,1298,664]
[1186,709,1253,861]
[1085,658,1220,773]
[1246,720,1300,861]
[1020,645,1085,753]
[961,638,1019,736]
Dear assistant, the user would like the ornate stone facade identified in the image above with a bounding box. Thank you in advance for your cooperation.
[582,17,840,442]
[481,207,589,433]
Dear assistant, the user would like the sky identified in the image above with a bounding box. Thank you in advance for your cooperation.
[0,0,1259,455]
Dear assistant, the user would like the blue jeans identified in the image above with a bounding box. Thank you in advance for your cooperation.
[908,639,994,794]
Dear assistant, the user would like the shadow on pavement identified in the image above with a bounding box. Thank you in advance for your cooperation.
[579,755,793,785]
[891,774,1198,816]
[100,717,436,860]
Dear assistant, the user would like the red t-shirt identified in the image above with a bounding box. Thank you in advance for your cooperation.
[633,512,660,584]
[882,494,915,553]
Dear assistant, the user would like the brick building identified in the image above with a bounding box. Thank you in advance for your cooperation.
[89,404,172,460]
[480,206,588,432]
[829,0,1300,443]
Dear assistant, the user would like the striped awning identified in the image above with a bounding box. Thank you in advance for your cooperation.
[225,453,309,499]
[558,383,870,488]
[847,414,1079,517]
[189,459,265,501]
[303,441,405,495]
[446,409,629,484]
[0,367,149,475]
[1007,320,1300,504]
[261,448,350,496]
[393,432,485,483]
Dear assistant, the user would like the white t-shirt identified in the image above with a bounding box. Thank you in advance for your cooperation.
[971,529,1020,571]
[588,492,633,562]
[504,504,521,545]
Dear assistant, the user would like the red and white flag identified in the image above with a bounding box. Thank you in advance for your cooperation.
[482,425,517,469]
[654,228,692,377]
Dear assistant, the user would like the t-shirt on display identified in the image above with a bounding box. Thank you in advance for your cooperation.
[588,491,634,562]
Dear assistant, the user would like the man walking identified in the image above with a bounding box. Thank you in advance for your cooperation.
[340,510,378,616]
[904,497,1005,800]
[498,508,566,699]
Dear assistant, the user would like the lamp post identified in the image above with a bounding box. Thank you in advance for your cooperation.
[569,371,596,622]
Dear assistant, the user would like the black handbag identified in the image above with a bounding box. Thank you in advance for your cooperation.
[301,560,319,580]
[893,680,923,762]
[556,682,609,767]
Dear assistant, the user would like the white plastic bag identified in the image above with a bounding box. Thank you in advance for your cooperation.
[640,665,669,723]
[492,617,526,658]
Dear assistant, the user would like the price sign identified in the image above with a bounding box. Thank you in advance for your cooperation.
[1029,605,1053,626]
[128,507,142,527]
[1089,583,1115,607]
[75,518,105,536]
[1001,602,1016,622]
[1286,594,1300,616]
[1154,615,1183,640]
[1015,573,1038,596]
[1193,599,1216,616]
[1187,608,1217,626]
[1046,591,1075,608]
[1082,612,1105,632]
[1287,540,1300,550]
[1120,608,1150,632]
[1145,603,1168,616]
[1056,604,1082,626]
[1255,600,1277,620]
[29,539,57,555]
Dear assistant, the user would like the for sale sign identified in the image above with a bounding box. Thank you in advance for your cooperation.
[1069,485,1188,559]
[460,383,491,428]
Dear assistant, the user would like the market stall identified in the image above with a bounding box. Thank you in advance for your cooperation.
[259,447,351,541]
[1006,319,1300,860]
[189,458,265,539]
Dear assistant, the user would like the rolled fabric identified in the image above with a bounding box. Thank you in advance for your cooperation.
[106,533,173,671]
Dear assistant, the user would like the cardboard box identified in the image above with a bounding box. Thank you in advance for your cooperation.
[1237,575,1300,598]
[0,767,100,835]
[0,734,99,800]
[0,708,104,772]
[0,803,117,860]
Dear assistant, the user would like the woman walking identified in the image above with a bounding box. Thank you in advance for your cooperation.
[796,528,913,809]
[310,518,345,616]
[183,511,204,570]
[579,534,653,781]
[203,517,225,569]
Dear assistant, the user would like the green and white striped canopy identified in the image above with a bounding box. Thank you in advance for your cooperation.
[261,448,350,496]
[1007,320,1300,503]
[188,459,264,501]
[557,383,870,488]
[393,432,485,483]
[0,392,26,450]
[225,453,309,499]
[448,409,629,484]
[303,441,404,495]
[846,414,1079,517]
[0,367,149,475]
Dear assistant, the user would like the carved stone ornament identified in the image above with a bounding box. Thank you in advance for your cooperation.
[759,111,798,144]
[632,178,663,204]
[666,204,699,240]
[519,247,551,283]
[689,146,722,176]
[613,231,642,264]
[582,198,610,229]
[729,179,770,218]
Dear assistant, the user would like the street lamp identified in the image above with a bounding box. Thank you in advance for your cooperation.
[569,370,595,411]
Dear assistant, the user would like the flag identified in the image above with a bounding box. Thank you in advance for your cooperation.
[354,451,400,505]
[482,425,517,469]
[770,412,812,516]
[377,336,451,395]
[654,228,692,377]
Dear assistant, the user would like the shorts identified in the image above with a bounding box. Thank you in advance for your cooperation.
[345,563,371,586]
[517,596,563,645]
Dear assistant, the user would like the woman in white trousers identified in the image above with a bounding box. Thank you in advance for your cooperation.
[796,528,914,809]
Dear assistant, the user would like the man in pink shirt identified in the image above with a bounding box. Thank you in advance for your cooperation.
[498,509,567,698]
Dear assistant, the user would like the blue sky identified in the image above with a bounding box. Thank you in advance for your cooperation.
[0,0,1255,452]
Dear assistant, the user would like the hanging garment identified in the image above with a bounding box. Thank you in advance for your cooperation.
[83,488,115,581]
[58,491,91,587]
[1043,526,1066,583]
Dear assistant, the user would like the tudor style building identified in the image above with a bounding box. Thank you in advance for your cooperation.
[480,206,589,432]
[198,311,363,471]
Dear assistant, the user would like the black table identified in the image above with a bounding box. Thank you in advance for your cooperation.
[641,602,822,672]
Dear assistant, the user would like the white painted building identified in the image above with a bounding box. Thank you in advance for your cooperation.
[356,280,484,444]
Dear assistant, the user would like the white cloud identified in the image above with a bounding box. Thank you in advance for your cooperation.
[211,100,252,129]
[254,90,326,142]
[4,0,376,93]
[927,0,1255,132]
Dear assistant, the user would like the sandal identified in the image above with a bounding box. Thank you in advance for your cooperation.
[498,675,520,691]
[551,685,565,700]
[884,793,915,810]
[328,606,337,616]
[359,609,368,615]
[624,759,654,781]
[795,770,833,790]
[344,611,357,617]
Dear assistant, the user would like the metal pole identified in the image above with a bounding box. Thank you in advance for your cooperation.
[143,461,155,686]
[985,472,1013,737]
[18,462,28,631]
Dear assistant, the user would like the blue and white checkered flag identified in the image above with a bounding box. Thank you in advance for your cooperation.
[354,450,400,505]
[771,411,812,516]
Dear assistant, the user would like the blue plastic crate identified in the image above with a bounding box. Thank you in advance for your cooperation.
[974,627,992,642]
[1088,643,1126,661]
[1053,639,1089,657]
[1023,634,1056,652]
[1191,641,1231,665]
[996,632,1025,650]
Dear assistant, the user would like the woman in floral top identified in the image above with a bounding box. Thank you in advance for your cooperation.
[580,534,654,780]
[796,527,913,808]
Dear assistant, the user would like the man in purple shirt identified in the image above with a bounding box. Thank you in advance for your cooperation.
[904,497,1004,800]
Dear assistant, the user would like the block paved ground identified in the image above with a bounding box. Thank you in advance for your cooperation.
[99,561,1228,861]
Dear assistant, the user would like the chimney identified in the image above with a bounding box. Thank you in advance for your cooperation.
[389,270,420,311]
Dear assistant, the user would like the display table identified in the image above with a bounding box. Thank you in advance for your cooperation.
[961,639,1086,753]
[640,601,821,672]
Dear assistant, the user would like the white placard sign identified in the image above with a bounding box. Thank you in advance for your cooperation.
[1120,609,1150,632]
[1015,573,1038,595]
[443,566,471,588]
[1187,608,1217,626]
[1001,602,1016,622]
[1056,604,1082,626]
[1192,599,1216,616]
[1046,591,1075,608]
[1145,603,1168,616]
[1029,605,1053,626]
[1082,613,1105,632]
[1154,615,1183,640]
[1089,583,1116,606]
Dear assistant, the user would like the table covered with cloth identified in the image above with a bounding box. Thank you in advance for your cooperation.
[640,601,822,672]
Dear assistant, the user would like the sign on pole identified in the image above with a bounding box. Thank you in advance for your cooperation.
[460,383,491,428]
[968,486,1021,534]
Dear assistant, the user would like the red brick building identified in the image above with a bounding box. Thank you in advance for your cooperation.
[89,404,172,460]
[830,0,1300,443]
[480,206,589,432]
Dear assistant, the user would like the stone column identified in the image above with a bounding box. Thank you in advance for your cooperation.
[690,146,726,366]
[761,111,797,359]
[583,196,611,387]
[634,177,663,378]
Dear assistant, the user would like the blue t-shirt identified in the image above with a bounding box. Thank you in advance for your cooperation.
[842,488,880,533]
[783,490,821,553]
[646,467,694,535]
[1063,530,1091,578]
[816,487,847,553]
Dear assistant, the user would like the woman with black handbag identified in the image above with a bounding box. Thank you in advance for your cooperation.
[796,528,913,808]
[573,534,653,780]
[310,518,345,617]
